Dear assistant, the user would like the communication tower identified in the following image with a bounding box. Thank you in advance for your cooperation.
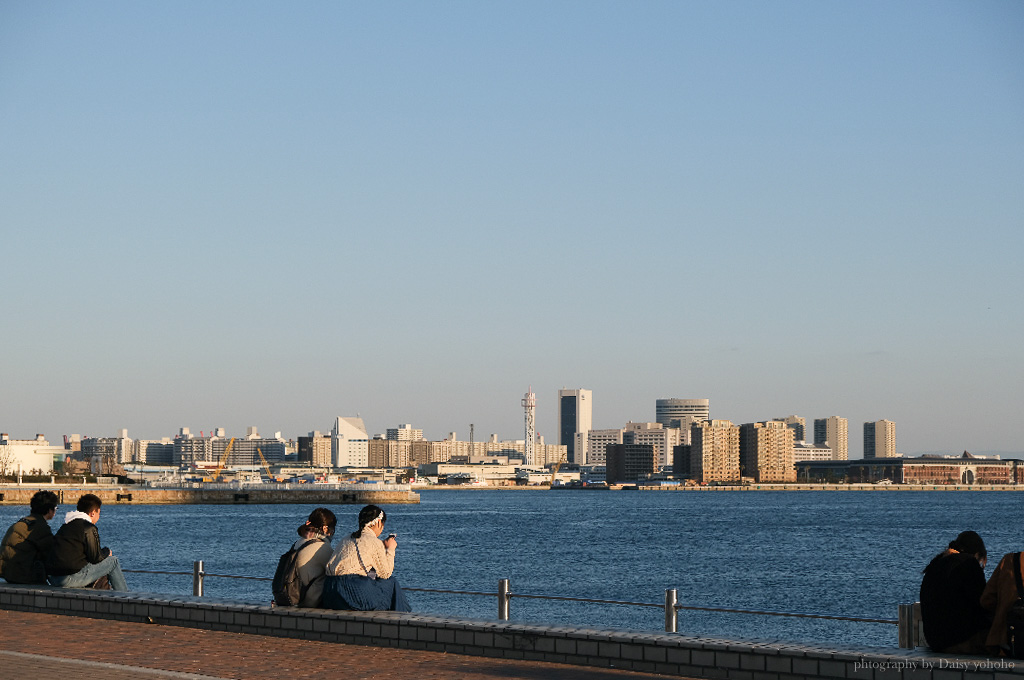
[522,387,536,466]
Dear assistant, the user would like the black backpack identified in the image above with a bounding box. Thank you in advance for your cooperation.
[271,538,323,606]
[1007,552,1024,658]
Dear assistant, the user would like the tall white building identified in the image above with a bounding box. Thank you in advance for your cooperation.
[332,417,369,468]
[558,388,592,464]
[813,416,849,460]
[864,420,897,459]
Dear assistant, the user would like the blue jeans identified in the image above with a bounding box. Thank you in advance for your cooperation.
[48,555,129,591]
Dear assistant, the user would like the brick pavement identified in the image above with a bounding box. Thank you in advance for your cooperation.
[0,610,678,679]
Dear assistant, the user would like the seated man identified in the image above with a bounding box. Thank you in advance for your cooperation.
[0,490,59,584]
[46,493,129,591]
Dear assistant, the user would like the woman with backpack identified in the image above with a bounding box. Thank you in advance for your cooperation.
[321,504,411,612]
[273,507,336,607]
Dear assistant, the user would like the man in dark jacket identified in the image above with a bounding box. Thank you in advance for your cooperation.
[0,490,59,584]
[46,493,129,591]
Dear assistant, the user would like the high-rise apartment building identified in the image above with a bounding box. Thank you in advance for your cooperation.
[386,424,424,441]
[655,399,709,444]
[813,416,848,460]
[773,415,806,443]
[690,420,741,483]
[298,431,333,467]
[739,421,796,482]
[558,388,592,464]
[864,420,897,459]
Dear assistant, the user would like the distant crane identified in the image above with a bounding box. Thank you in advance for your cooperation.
[256,447,275,482]
[210,438,236,482]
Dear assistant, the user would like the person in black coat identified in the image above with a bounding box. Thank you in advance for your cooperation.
[46,494,129,591]
[920,530,991,654]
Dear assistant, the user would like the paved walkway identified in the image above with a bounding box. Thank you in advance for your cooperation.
[0,610,678,679]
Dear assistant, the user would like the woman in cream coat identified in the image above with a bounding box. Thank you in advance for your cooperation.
[322,505,411,611]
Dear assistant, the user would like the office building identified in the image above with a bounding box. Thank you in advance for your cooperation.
[739,421,796,483]
[655,399,709,443]
[813,416,849,460]
[585,428,625,466]
[690,420,741,484]
[864,420,897,459]
[773,415,806,443]
[332,417,369,468]
[605,443,657,484]
[558,388,592,464]
[0,433,61,475]
[623,422,681,468]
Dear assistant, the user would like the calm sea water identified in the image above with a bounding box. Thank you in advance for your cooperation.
[4,489,1023,647]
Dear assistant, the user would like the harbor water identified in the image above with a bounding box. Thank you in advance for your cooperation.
[4,488,1022,647]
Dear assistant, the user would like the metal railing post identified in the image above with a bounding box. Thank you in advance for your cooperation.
[897,602,922,648]
[665,589,678,632]
[193,560,204,597]
[498,578,510,621]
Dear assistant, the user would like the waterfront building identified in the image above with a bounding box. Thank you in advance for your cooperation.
[605,443,657,484]
[332,417,369,468]
[773,415,806,443]
[298,431,333,467]
[0,433,61,475]
[585,428,624,466]
[558,388,592,464]
[864,420,897,459]
[386,424,424,441]
[690,420,741,484]
[655,399,709,444]
[792,440,835,462]
[417,462,527,485]
[813,416,848,460]
[797,452,1023,485]
[739,421,796,483]
[623,422,681,468]
[216,435,287,467]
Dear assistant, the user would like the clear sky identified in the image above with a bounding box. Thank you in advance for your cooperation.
[2,1,1022,457]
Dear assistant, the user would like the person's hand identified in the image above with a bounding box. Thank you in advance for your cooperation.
[384,536,397,551]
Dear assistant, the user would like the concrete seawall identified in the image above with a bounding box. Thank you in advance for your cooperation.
[0,583,1017,680]
[0,484,420,505]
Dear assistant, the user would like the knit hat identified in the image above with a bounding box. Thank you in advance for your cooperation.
[949,530,986,560]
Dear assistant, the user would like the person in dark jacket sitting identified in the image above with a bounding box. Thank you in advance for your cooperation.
[0,490,59,584]
[46,494,129,591]
[920,530,990,654]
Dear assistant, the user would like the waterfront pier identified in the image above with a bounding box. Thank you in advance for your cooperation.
[0,483,420,505]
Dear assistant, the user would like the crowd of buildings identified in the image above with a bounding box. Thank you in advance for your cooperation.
[0,391,914,486]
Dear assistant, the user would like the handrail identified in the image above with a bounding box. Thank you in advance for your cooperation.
[122,562,901,639]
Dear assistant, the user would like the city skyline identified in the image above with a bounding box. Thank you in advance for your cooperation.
[2,3,1021,458]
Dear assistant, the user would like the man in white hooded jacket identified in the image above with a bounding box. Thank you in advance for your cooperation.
[46,494,128,591]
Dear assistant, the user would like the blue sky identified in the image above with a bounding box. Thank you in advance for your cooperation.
[2,1,1022,456]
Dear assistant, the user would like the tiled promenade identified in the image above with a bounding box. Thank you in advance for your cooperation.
[0,609,675,680]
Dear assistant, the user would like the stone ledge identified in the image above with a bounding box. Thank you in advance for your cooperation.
[0,583,1019,680]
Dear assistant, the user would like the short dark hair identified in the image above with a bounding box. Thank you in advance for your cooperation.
[77,493,102,514]
[30,490,59,516]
